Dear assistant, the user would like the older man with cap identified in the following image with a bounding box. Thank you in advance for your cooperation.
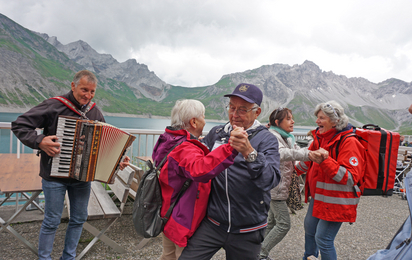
[179,83,281,260]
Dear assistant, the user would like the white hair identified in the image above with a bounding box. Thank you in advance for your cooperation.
[171,99,205,130]
[314,100,349,131]
[73,70,98,87]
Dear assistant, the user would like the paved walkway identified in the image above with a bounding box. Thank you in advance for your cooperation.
[0,194,409,259]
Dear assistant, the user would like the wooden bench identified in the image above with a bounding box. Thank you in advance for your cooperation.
[65,165,137,260]
[398,146,412,164]
[0,153,43,256]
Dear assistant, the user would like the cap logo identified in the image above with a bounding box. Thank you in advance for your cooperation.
[238,84,249,92]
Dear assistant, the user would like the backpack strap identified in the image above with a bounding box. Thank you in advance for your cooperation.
[333,126,365,197]
[154,141,183,170]
[164,179,192,221]
[154,140,191,223]
[334,126,367,159]
[248,128,261,140]
[246,126,267,142]
[51,96,95,119]
[334,131,356,159]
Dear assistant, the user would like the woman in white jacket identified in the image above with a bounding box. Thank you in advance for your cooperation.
[259,107,312,260]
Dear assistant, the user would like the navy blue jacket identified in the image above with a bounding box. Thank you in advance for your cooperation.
[202,122,281,233]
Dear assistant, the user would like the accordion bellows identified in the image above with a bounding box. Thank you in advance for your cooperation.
[51,116,136,183]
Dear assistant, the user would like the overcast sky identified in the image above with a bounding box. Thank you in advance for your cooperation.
[1,0,412,87]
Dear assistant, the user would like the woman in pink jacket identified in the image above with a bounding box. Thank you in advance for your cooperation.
[152,99,246,260]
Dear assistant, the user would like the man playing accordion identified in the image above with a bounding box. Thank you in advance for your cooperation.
[12,70,129,260]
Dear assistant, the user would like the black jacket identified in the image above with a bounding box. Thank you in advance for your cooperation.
[11,91,105,182]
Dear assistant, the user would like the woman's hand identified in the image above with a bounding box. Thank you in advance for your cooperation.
[229,125,254,157]
[309,148,329,164]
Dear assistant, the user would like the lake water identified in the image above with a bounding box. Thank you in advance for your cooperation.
[0,112,312,154]
[0,112,224,130]
[0,112,311,205]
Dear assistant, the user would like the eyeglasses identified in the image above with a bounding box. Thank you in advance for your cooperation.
[226,105,259,115]
[324,103,339,118]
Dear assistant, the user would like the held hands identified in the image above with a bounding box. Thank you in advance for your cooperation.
[229,125,254,158]
[308,148,329,164]
[119,156,130,171]
[39,135,61,157]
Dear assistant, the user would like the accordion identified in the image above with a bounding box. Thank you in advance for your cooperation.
[51,116,136,183]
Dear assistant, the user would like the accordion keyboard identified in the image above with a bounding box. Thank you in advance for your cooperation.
[51,117,77,177]
[49,115,136,183]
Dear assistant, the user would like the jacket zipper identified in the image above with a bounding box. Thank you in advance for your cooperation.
[225,168,231,232]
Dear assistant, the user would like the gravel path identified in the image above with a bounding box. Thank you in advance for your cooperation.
[0,194,410,260]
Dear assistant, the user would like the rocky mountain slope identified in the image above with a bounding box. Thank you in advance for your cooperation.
[39,35,170,101]
[1,13,411,132]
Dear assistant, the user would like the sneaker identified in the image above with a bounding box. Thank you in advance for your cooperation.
[307,256,319,260]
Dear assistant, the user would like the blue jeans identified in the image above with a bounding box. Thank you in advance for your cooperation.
[38,179,91,260]
[303,199,342,260]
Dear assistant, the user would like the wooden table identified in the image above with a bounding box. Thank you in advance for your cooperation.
[0,153,42,256]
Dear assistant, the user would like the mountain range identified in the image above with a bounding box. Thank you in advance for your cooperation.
[0,13,411,133]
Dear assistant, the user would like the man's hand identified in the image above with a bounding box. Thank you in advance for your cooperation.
[229,125,254,158]
[38,135,61,157]
[119,156,130,171]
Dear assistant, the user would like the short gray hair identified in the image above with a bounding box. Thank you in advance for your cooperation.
[314,100,349,131]
[73,70,98,87]
[171,99,205,130]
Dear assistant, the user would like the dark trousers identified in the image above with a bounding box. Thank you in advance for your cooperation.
[179,218,265,260]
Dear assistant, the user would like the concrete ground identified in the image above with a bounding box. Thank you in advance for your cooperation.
[0,194,410,260]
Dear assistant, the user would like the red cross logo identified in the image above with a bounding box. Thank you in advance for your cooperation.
[349,157,358,166]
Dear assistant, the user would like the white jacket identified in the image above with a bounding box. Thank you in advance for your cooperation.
[269,129,310,200]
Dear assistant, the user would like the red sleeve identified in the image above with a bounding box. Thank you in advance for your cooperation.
[170,142,238,183]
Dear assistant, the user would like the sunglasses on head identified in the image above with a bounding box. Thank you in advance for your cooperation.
[324,103,338,118]
[272,107,286,119]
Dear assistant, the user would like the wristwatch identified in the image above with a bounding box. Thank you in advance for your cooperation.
[245,149,257,162]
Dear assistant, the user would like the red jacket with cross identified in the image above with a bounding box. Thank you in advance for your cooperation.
[295,124,366,223]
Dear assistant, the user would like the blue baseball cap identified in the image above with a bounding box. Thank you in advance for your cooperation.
[224,83,263,106]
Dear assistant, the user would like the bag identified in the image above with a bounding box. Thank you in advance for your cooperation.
[132,160,164,238]
[296,139,310,148]
[132,142,191,238]
[336,124,400,196]
[367,170,412,260]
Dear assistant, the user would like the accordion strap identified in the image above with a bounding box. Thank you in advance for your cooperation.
[51,96,95,119]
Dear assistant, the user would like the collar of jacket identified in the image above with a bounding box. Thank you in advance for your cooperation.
[64,91,90,112]
[223,120,262,134]
[165,126,209,151]
[166,126,199,141]
[314,123,354,149]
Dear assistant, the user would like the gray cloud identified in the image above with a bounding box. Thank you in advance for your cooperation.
[1,0,412,86]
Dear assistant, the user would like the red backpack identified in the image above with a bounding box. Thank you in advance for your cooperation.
[335,124,400,196]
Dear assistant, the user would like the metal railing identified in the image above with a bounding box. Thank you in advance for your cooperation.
[1,122,310,159]
[0,122,309,207]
